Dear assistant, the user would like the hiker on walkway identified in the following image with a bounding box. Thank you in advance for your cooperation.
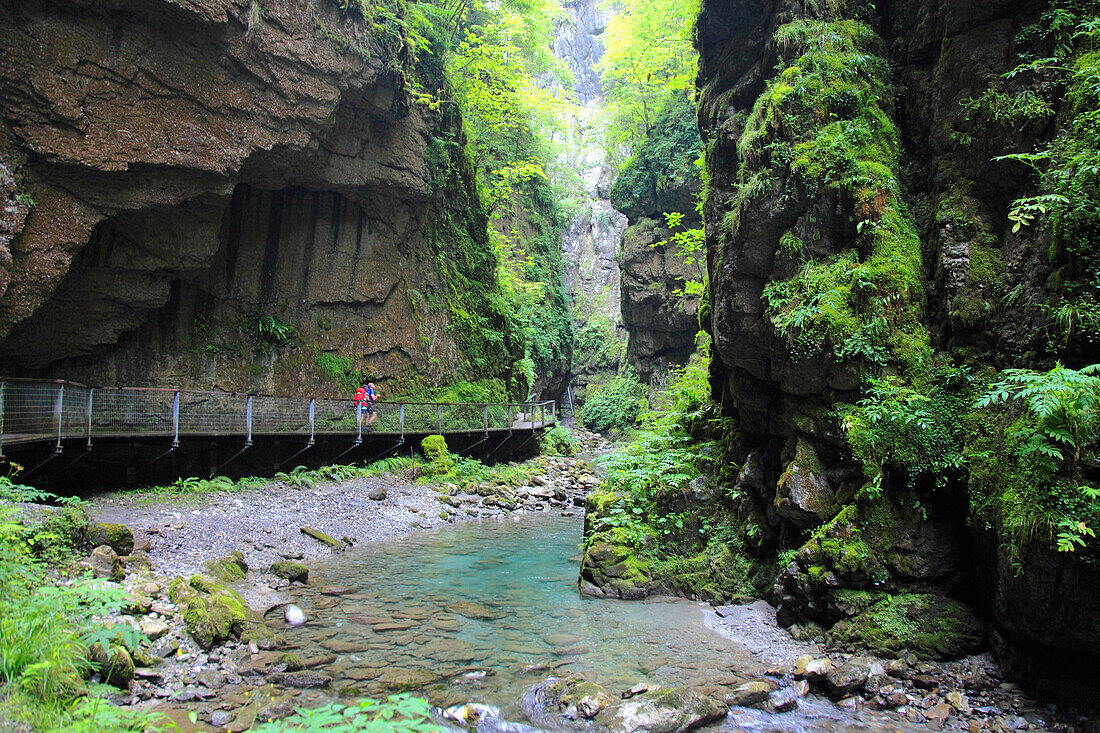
[364,382,378,427]
[354,383,369,430]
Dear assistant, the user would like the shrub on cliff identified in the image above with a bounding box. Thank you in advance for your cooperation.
[579,371,647,436]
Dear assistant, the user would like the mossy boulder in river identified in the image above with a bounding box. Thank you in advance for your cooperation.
[270,560,308,583]
[169,574,281,650]
[579,533,652,600]
[86,522,134,556]
[825,593,983,660]
[202,551,248,582]
[89,642,135,689]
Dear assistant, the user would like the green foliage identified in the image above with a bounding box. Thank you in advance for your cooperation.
[539,425,577,456]
[316,353,368,392]
[839,366,973,491]
[580,371,647,436]
[0,493,149,731]
[609,95,702,211]
[245,310,298,355]
[597,0,699,161]
[994,3,1100,353]
[250,694,440,732]
[732,16,926,368]
[572,314,623,373]
[589,340,718,544]
[657,211,706,299]
[970,363,1100,552]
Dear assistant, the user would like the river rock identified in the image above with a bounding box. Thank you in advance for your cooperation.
[596,687,726,733]
[269,561,308,583]
[202,551,248,582]
[284,604,306,626]
[89,545,124,581]
[270,670,332,688]
[140,618,171,641]
[445,600,505,620]
[377,668,440,691]
[90,643,135,689]
[87,522,135,556]
[724,680,773,707]
[368,487,387,501]
[825,657,874,697]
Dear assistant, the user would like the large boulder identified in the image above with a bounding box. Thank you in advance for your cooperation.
[578,536,652,600]
[773,438,835,530]
[825,593,984,660]
[86,522,134,556]
[202,551,248,582]
[597,687,726,733]
[169,575,280,651]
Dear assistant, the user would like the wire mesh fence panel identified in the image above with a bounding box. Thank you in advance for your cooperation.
[401,403,441,433]
[0,381,62,443]
[92,388,175,438]
[313,399,357,434]
[61,385,91,440]
[439,403,485,432]
[365,402,399,433]
[179,392,247,436]
[252,395,311,435]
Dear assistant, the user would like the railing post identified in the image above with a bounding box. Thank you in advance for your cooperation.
[399,404,405,436]
[308,398,315,445]
[507,404,513,430]
[245,395,254,446]
[172,391,180,448]
[484,405,489,432]
[0,382,6,457]
[54,383,64,452]
[85,389,94,448]
[436,404,443,433]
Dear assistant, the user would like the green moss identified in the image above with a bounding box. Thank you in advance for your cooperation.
[421,434,448,459]
[825,593,984,660]
[729,16,926,368]
[202,551,248,582]
[269,561,308,583]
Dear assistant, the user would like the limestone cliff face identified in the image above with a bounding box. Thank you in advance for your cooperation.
[611,96,702,383]
[0,0,515,395]
[698,0,1098,701]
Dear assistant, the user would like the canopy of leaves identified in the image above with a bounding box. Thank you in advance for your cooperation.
[597,0,699,163]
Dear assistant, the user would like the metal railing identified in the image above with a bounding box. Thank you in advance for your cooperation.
[0,378,556,454]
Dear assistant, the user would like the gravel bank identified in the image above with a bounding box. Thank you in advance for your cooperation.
[703,599,823,668]
[87,474,450,579]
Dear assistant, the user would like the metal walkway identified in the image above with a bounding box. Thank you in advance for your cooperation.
[0,378,556,457]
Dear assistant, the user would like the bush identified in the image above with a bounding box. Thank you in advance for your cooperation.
[250,694,440,732]
[540,425,577,456]
[580,371,647,436]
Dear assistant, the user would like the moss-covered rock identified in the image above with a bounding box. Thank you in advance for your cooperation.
[421,434,448,459]
[202,551,248,582]
[825,593,984,660]
[89,643,135,689]
[173,574,275,650]
[86,522,134,556]
[578,534,653,600]
[270,560,309,583]
[774,438,836,530]
[300,526,344,550]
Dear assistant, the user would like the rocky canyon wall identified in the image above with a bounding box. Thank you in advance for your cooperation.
[554,0,628,404]
[610,95,702,384]
[0,0,519,396]
[697,0,1098,702]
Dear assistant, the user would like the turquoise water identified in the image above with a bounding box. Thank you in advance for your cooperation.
[283,513,759,716]
[280,513,924,732]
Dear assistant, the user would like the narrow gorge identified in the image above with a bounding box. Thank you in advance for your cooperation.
[1,0,1099,730]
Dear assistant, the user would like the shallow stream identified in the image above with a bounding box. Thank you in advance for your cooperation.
[278,513,922,732]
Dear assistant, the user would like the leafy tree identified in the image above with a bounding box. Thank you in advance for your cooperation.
[597,0,700,162]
